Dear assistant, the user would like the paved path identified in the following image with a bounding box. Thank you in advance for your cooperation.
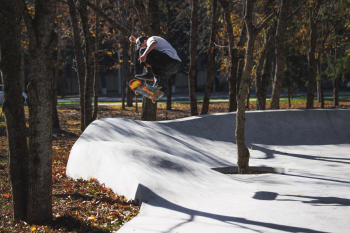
[57,90,350,105]
[66,109,350,233]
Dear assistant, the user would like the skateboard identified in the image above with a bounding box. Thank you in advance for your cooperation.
[129,79,164,102]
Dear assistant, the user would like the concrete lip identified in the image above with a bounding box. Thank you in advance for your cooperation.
[66,109,350,233]
[212,166,287,174]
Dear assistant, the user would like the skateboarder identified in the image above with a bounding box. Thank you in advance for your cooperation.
[129,35,182,89]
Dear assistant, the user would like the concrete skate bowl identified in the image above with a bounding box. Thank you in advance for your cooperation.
[66,109,350,232]
[67,108,350,190]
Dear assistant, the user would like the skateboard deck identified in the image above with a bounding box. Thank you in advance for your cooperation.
[129,79,164,102]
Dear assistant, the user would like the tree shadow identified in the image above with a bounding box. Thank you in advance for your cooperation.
[53,192,131,205]
[48,215,109,232]
[253,191,350,206]
[247,144,350,166]
[282,194,350,206]
[134,185,327,233]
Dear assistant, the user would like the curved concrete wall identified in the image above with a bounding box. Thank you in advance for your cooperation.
[66,109,350,233]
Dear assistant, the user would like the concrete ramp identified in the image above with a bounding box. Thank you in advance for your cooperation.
[67,109,350,233]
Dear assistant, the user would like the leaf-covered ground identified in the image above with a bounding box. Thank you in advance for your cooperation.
[0,99,349,232]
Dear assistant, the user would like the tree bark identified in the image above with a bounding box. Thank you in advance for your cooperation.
[0,0,29,221]
[93,1,100,121]
[133,0,159,121]
[201,0,218,115]
[79,0,94,127]
[68,0,85,131]
[333,78,339,107]
[219,0,240,112]
[53,4,62,130]
[127,10,136,107]
[16,0,57,224]
[306,0,322,109]
[167,74,175,110]
[236,0,275,174]
[236,25,247,106]
[271,0,291,109]
[256,21,276,110]
[188,0,199,116]
[122,40,130,110]
[255,48,266,110]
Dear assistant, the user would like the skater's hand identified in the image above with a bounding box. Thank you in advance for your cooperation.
[138,54,147,62]
[129,35,136,43]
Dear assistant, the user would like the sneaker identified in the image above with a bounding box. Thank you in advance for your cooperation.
[152,76,162,89]
[135,72,154,81]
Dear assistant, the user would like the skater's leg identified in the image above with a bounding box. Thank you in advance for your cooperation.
[152,75,162,89]
[135,49,155,80]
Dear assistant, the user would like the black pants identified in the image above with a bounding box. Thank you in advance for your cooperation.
[139,48,182,76]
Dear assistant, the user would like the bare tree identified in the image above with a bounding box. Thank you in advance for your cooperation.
[201,0,218,115]
[271,0,291,109]
[79,0,94,127]
[188,0,199,116]
[306,0,323,109]
[68,0,86,131]
[236,0,275,173]
[15,0,57,223]
[255,21,277,110]
[133,0,160,121]
[0,0,29,221]
[93,0,100,120]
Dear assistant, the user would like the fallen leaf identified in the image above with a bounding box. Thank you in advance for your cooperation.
[2,194,11,199]
[88,216,96,220]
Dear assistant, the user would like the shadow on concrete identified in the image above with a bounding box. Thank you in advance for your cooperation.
[135,185,327,233]
[280,194,350,206]
[253,191,350,206]
[247,144,350,166]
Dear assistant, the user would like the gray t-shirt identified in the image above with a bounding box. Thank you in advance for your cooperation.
[147,36,181,62]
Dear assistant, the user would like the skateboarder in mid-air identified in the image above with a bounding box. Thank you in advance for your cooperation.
[129,35,182,89]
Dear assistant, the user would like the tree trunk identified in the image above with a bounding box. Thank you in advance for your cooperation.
[166,74,175,110]
[53,7,62,130]
[0,0,29,221]
[320,80,324,108]
[306,20,317,109]
[219,0,240,112]
[317,59,324,108]
[201,0,218,115]
[236,36,254,173]
[333,78,339,107]
[317,80,322,103]
[133,0,160,121]
[60,49,67,98]
[79,1,94,127]
[127,10,136,107]
[256,21,276,110]
[188,0,199,116]
[236,0,275,174]
[93,2,100,121]
[16,0,57,224]
[255,48,266,110]
[122,40,130,110]
[271,0,291,109]
[68,0,85,131]
[306,1,322,109]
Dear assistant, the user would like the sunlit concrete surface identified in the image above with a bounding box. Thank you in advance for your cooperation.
[66,109,350,233]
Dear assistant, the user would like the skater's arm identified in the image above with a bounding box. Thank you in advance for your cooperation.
[138,41,157,62]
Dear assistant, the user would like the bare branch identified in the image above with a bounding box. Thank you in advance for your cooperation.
[79,0,130,36]
[287,0,308,19]
[14,0,35,39]
[256,12,276,31]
